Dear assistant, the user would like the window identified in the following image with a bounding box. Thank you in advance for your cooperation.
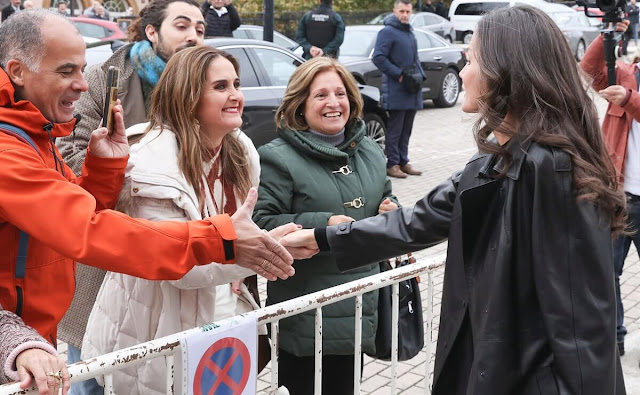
[424,14,441,25]
[252,47,301,86]
[73,22,108,39]
[412,15,426,27]
[222,48,260,88]
[454,2,508,15]
[415,31,433,49]
[341,31,377,57]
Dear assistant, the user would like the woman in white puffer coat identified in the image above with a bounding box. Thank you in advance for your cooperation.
[81,46,294,395]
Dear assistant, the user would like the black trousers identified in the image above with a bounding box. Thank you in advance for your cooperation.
[278,348,363,395]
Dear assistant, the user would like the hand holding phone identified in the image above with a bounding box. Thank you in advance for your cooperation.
[102,66,120,135]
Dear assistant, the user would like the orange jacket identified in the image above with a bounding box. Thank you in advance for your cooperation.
[581,35,640,185]
[0,69,238,344]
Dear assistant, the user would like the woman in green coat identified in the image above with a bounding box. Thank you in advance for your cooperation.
[253,57,398,395]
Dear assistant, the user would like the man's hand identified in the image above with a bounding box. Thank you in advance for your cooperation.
[600,85,627,106]
[88,100,129,159]
[268,223,319,259]
[310,46,323,58]
[231,188,295,281]
[614,19,630,32]
[280,229,319,252]
[378,198,398,214]
[16,348,70,395]
[223,0,231,5]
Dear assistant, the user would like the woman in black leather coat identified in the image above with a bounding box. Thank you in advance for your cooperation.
[282,5,628,395]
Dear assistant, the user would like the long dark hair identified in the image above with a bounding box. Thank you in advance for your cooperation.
[472,5,626,234]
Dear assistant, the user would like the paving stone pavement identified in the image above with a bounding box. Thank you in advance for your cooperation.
[55,89,640,394]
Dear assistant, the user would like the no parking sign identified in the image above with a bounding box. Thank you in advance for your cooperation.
[182,313,257,395]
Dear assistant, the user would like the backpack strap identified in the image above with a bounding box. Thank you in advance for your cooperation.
[0,123,37,313]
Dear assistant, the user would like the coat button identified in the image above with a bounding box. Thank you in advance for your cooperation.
[132,187,139,193]
[480,371,485,378]
[349,141,357,148]
[339,224,347,231]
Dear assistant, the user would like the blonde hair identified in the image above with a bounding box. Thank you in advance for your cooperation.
[275,56,363,131]
[147,46,251,211]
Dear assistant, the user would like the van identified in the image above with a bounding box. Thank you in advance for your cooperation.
[449,0,547,43]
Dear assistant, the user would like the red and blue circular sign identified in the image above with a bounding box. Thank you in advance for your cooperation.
[193,337,251,395]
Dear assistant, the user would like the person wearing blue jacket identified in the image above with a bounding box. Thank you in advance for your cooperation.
[373,0,425,179]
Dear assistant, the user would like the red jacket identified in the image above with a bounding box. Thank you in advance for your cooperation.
[0,69,238,344]
[581,35,640,185]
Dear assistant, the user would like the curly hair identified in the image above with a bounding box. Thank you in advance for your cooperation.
[127,0,200,42]
[471,5,626,234]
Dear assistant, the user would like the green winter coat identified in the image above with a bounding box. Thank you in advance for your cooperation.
[253,119,397,357]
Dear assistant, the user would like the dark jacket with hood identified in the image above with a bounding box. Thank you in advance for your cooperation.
[319,138,625,395]
[253,119,397,356]
[373,14,425,111]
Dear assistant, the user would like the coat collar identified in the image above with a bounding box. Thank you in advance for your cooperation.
[478,137,533,181]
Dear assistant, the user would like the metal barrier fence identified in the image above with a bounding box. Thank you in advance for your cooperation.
[0,254,446,395]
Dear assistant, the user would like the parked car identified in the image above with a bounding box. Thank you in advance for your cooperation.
[367,11,455,42]
[448,0,546,43]
[367,12,391,24]
[232,24,304,58]
[410,12,456,42]
[70,17,127,41]
[543,5,600,61]
[340,25,465,108]
[84,38,388,148]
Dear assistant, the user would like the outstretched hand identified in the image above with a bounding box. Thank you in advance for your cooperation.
[16,348,70,395]
[268,223,319,259]
[280,229,319,252]
[231,188,295,281]
[378,198,398,214]
[88,100,129,159]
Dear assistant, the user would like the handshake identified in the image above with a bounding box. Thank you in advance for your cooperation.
[230,188,319,281]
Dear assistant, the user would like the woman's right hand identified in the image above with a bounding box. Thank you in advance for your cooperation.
[15,348,70,395]
[328,215,355,226]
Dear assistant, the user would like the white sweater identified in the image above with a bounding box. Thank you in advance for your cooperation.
[81,124,260,395]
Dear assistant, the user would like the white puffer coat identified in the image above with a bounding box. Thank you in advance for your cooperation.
[81,123,260,395]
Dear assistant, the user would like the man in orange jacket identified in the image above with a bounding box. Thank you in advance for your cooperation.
[0,9,308,395]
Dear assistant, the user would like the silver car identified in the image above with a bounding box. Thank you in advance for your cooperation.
[538,3,600,61]
[410,12,456,43]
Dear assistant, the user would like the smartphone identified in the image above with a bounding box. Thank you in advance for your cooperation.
[102,66,120,135]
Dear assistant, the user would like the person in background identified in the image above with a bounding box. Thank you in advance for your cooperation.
[374,0,425,179]
[628,0,639,48]
[1,0,23,21]
[56,1,68,16]
[435,0,448,19]
[282,5,627,394]
[253,56,398,395]
[84,0,109,20]
[82,46,300,395]
[295,0,345,60]
[419,0,436,13]
[581,19,640,361]
[0,8,298,395]
[200,0,240,37]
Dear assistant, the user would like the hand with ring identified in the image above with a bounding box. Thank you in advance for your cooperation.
[15,348,70,394]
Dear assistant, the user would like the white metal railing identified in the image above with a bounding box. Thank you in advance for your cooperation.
[0,254,446,395]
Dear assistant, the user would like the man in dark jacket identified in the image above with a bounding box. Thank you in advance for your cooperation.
[1,0,23,22]
[373,0,425,178]
[295,0,344,60]
[200,0,241,38]
[435,0,448,19]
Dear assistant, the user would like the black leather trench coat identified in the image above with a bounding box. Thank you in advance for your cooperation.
[324,139,625,395]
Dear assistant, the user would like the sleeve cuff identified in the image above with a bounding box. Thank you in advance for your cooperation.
[85,148,129,169]
[621,88,634,107]
[4,341,58,382]
[314,227,330,251]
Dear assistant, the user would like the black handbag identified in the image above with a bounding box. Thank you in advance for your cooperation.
[401,68,424,94]
[369,253,424,361]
